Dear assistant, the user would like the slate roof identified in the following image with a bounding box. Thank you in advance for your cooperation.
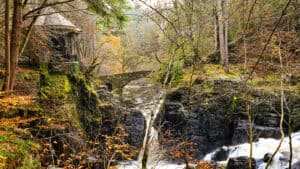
[35,7,81,32]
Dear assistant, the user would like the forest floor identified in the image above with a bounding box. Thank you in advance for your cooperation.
[177,62,300,94]
[0,67,42,168]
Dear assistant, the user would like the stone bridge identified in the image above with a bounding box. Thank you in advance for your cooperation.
[98,71,152,90]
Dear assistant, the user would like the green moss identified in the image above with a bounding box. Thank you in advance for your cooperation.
[64,103,82,131]
[40,73,72,100]
[203,81,214,93]
[21,73,31,80]
[64,77,72,93]
[0,135,40,169]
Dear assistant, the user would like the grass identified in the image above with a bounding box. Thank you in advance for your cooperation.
[176,63,299,94]
[0,135,40,169]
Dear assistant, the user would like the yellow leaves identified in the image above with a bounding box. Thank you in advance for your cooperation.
[100,34,124,58]
[0,155,7,168]
[171,150,182,159]
[56,159,62,166]
[59,153,65,158]
[87,140,100,145]
[98,34,125,74]
[0,95,38,114]
[101,125,138,168]
[63,144,69,149]
[195,161,214,169]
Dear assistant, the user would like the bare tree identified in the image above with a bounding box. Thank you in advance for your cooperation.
[9,0,23,90]
[217,0,229,73]
[265,32,285,169]
[3,0,10,91]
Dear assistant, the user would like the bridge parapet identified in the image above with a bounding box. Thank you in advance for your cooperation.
[98,71,152,91]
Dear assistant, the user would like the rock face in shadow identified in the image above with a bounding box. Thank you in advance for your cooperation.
[157,80,300,160]
[97,87,147,154]
[124,110,146,148]
[232,120,281,144]
[210,147,230,162]
[226,156,256,169]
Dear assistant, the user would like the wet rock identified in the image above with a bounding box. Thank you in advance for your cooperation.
[166,87,187,101]
[159,80,300,161]
[292,161,300,169]
[124,110,146,149]
[263,153,273,163]
[256,159,264,167]
[164,102,189,127]
[226,156,256,169]
[232,121,281,144]
[165,102,183,112]
[211,147,229,162]
[279,151,290,162]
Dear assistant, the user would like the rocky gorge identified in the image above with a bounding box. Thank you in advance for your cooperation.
[96,75,300,169]
[0,67,299,169]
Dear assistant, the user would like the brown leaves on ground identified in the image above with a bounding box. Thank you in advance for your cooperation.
[0,93,39,116]
[194,160,214,169]
[0,94,37,106]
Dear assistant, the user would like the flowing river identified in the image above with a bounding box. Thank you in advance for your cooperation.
[117,78,300,169]
[204,131,300,169]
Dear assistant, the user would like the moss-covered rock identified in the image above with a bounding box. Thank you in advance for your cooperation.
[158,80,300,160]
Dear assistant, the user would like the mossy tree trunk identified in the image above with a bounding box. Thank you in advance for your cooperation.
[3,0,11,91]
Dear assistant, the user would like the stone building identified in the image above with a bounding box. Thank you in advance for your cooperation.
[24,7,82,66]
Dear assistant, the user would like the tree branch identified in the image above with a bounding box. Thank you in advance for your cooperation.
[245,0,293,83]
[22,0,75,20]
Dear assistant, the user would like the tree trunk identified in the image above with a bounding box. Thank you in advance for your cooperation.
[214,6,219,51]
[224,0,229,73]
[20,0,48,58]
[9,0,23,90]
[3,0,11,91]
[217,0,225,66]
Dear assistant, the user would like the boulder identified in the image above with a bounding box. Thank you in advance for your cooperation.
[226,156,256,169]
[292,161,300,169]
[124,110,146,149]
[263,153,272,163]
[211,147,229,162]
[159,80,300,161]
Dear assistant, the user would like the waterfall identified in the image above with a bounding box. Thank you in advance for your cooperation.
[204,131,300,168]
[118,78,186,169]
[118,78,165,169]
[117,78,300,169]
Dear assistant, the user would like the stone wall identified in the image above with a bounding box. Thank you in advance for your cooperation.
[99,71,152,90]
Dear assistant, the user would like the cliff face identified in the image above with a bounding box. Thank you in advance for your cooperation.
[0,66,299,168]
[156,80,300,160]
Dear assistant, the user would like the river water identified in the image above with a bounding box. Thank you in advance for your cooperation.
[118,78,300,169]
[205,131,300,169]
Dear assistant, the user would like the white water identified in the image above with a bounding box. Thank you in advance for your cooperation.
[118,78,300,169]
[204,131,300,168]
[119,78,165,169]
[118,161,186,169]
